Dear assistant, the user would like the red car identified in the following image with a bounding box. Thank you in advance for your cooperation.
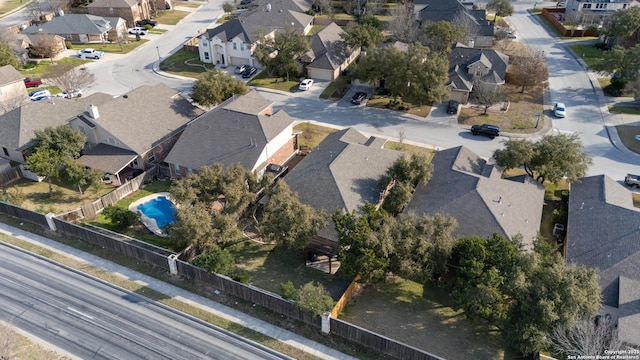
[24,78,42,88]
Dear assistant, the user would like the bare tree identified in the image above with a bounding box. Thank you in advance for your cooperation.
[472,80,504,115]
[30,35,61,63]
[0,323,17,360]
[509,45,548,93]
[387,3,422,43]
[44,62,95,94]
[550,315,621,357]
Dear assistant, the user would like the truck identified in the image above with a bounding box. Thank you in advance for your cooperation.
[625,174,640,188]
[77,48,104,59]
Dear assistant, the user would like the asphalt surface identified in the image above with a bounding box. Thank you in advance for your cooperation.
[0,241,293,360]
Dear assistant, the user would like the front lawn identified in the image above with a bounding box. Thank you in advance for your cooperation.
[294,122,338,149]
[366,95,432,118]
[384,141,435,158]
[155,9,191,25]
[616,124,640,155]
[340,279,510,360]
[160,49,215,77]
[247,71,300,92]
[20,57,89,78]
[609,105,640,115]
[569,44,606,69]
[66,40,148,54]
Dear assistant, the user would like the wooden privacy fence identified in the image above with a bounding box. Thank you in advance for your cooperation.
[0,166,21,186]
[0,200,443,360]
[332,274,361,318]
[541,8,599,37]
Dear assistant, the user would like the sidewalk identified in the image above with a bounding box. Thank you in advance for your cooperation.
[0,222,358,360]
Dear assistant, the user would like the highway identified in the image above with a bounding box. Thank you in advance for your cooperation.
[0,242,291,360]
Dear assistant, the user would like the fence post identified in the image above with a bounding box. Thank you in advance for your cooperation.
[168,254,178,275]
[45,213,57,231]
[321,311,331,334]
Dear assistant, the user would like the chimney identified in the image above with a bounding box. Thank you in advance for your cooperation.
[88,104,100,119]
[468,39,475,48]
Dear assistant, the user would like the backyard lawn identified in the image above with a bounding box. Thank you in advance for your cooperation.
[340,278,511,360]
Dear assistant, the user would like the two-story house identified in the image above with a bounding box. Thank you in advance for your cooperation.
[196,0,313,67]
[565,0,638,14]
[87,0,151,28]
[0,65,28,113]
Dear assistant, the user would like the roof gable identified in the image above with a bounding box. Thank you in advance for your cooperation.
[0,65,23,86]
[23,14,112,35]
[204,18,253,43]
[448,43,509,91]
[305,22,351,71]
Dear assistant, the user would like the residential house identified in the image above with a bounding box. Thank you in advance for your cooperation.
[285,128,403,248]
[14,33,67,59]
[565,175,640,348]
[164,90,297,179]
[87,0,151,28]
[196,0,313,67]
[21,14,113,43]
[0,65,28,113]
[0,84,202,185]
[104,17,129,41]
[299,22,360,81]
[414,0,495,47]
[565,0,638,13]
[447,42,509,103]
[404,146,544,247]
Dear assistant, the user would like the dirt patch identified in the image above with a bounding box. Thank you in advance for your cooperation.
[458,84,544,133]
[616,124,640,155]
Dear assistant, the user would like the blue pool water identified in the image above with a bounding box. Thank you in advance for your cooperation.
[137,196,176,229]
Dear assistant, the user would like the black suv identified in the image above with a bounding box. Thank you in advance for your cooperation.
[351,92,367,105]
[137,19,157,27]
[471,124,500,139]
[446,100,459,114]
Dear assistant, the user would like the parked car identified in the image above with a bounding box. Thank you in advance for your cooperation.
[299,79,313,91]
[351,92,367,105]
[56,89,83,98]
[241,67,257,78]
[553,102,566,118]
[136,19,157,27]
[23,78,42,88]
[556,2,566,7]
[29,89,51,101]
[128,27,148,35]
[446,100,459,114]
[234,64,248,74]
[77,48,104,59]
[506,31,517,39]
[625,174,640,188]
[471,124,500,139]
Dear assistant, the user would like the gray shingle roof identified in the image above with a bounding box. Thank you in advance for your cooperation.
[405,146,544,246]
[0,65,23,86]
[417,0,494,36]
[566,175,640,313]
[618,276,640,347]
[285,128,403,214]
[74,83,201,155]
[88,0,138,8]
[204,19,254,43]
[22,14,111,36]
[447,43,509,92]
[0,93,113,152]
[164,90,294,172]
[304,22,352,71]
[77,143,137,174]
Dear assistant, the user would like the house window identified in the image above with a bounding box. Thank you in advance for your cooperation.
[2,147,8,156]
[595,3,607,9]
[233,42,237,50]
[109,7,114,14]
[240,43,245,51]
[107,137,116,144]
[174,163,181,176]
[147,153,155,163]
[187,167,193,174]
[583,3,591,8]
[204,52,209,60]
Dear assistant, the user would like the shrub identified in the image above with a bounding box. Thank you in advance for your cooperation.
[296,282,334,316]
[65,41,72,49]
[192,247,234,275]
[280,281,297,300]
[230,270,251,284]
[102,206,139,228]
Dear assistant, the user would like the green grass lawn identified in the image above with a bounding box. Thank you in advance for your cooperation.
[294,122,338,149]
[155,9,191,25]
[67,40,148,54]
[609,106,640,115]
[339,279,510,360]
[384,141,435,158]
[174,1,200,8]
[20,57,89,78]
[569,44,606,69]
[0,0,23,14]
[247,71,300,92]
[160,49,215,77]
[616,125,640,155]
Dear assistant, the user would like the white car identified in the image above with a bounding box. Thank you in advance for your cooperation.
[553,102,566,118]
[299,79,314,91]
[506,31,517,39]
[56,89,83,98]
[29,89,51,101]
[128,27,148,35]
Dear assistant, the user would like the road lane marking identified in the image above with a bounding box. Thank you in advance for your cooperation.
[67,307,94,320]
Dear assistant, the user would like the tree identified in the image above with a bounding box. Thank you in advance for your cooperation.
[25,149,64,196]
[509,45,548,93]
[422,21,466,53]
[222,1,235,14]
[381,180,413,214]
[44,62,95,96]
[550,315,621,357]
[190,69,248,107]
[33,125,86,159]
[602,6,640,48]
[493,133,592,183]
[192,247,235,275]
[381,153,433,214]
[472,80,504,115]
[61,158,92,194]
[169,202,215,252]
[102,206,140,228]
[253,27,309,81]
[340,22,384,51]
[0,41,19,69]
[487,0,514,21]
[30,36,61,62]
[311,0,331,15]
[593,44,640,89]
[386,3,422,43]
[626,77,640,102]
[296,282,335,317]
[261,181,327,249]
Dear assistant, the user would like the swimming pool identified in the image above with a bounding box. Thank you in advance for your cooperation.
[137,196,176,229]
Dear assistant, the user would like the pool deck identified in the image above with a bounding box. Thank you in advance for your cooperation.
[128,192,172,237]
